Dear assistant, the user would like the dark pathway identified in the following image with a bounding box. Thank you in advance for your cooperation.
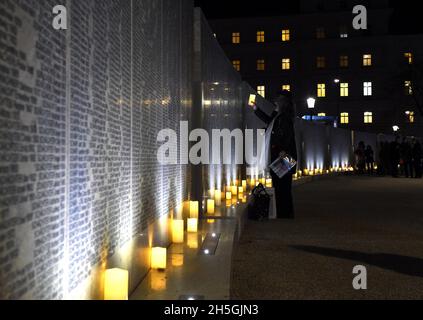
[231,176,423,299]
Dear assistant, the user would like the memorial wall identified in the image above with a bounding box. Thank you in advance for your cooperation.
[0,0,193,300]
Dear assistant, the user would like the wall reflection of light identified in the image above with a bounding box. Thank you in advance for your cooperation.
[187,233,198,249]
[171,254,184,267]
[150,270,166,291]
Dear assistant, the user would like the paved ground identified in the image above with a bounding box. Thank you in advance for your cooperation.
[231,176,423,300]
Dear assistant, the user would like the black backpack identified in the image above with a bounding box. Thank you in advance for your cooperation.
[248,183,270,221]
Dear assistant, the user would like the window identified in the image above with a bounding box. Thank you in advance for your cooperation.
[340,55,349,67]
[282,58,291,70]
[232,60,240,71]
[257,59,265,71]
[318,113,326,117]
[282,29,290,42]
[340,25,348,38]
[406,111,415,123]
[340,83,349,97]
[257,31,265,43]
[257,85,265,98]
[316,56,326,68]
[404,52,413,64]
[364,112,373,124]
[405,81,413,95]
[232,32,240,44]
[363,54,372,66]
[282,84,291,91]
[317,83,326,97]
[363,82,372,96]
[316,27,326,39]
[340,112,349,124]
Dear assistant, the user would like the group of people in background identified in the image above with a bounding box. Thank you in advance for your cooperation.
[355,138,423,178]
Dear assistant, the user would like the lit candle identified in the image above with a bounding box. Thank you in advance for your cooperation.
[207,199,215,214]
[266,179,272,188]
[187,218,198,233]
[172,219,184,244]
[214,190,221,206]
[226,192,232,200]
[190,201,199,219]
[242,180,247,190]
[231,185,238,196]
[151,247,167,270]
[238,186,244,194]
[104,268,129,300]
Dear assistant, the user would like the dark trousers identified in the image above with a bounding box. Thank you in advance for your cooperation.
[271,172,294,219]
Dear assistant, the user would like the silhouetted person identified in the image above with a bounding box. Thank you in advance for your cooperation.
[355,141,366,174]
[253,90,297,219]
[412,139,422,178]
[365,145,374,175]
[390,137,401,178]
[400,138,412,178]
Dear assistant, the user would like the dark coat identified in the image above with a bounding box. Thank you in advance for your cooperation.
[254,108,297,163]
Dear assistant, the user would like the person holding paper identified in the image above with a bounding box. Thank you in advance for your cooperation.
[252,90,297,219]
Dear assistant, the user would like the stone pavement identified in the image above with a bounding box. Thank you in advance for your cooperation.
[231,176,423,300]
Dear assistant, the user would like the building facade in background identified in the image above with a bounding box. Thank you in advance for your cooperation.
[209,0,423,135]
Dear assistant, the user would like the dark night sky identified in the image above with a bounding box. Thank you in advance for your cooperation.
[194,0,423,34]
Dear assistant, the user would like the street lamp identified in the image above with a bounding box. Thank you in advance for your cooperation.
[334,79,340,84]
[307,97,316,109]
[393,125,400,132]
[307,97,316,121]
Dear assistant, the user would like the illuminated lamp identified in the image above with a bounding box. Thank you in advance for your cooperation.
[104,268,129,300]
[214,190,222,206]
[190,201,199,219]
[242,180,247,190]
[207,199,215,214]
[151,247,167,270]
[187,218,198,233]
[172,219,184,244]
[226,192,232,200]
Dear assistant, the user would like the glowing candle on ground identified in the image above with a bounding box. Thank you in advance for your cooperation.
[172,219,184,244]
[187,218,198,233]
[151,247,167,270]
[214,190,221,206]
[104,268,129,300]
[190,201,199,219]
[207,199,215,214]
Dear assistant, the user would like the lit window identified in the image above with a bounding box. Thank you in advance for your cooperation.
[316,27,325,39]
[404,52,413,64]
[340,25,348,38]
[363,54,372,66]
[257,85,265,98]
[282,84,291,91]
[232,32,240,44]
[316,56,326,68]
[232,60,241,71]
[282,29,290,42]
[282,58,291,70]
[340,112,349,124]
[406,111,415,123]
[318,113,326,117]
[257,59,265,71]
[317,83,326,97]
[257,31,265,43]
[340,83,349,97]
[405,81,413,95]
[340,55,349,67]
[363,82,372,96]
[364,112,373,124]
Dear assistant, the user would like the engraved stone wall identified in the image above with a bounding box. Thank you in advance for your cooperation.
[0,0,193,300]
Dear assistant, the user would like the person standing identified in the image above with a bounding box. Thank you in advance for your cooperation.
[412,138,422,178]
[253,90,297,219]
[365,145,374,175]
[390,137,401,178]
